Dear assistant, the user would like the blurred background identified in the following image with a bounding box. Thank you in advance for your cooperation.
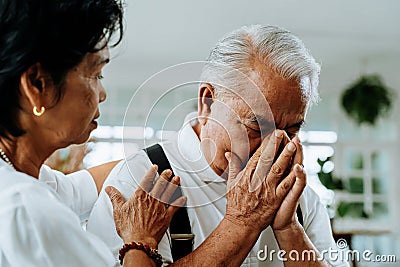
[49,1,399,265]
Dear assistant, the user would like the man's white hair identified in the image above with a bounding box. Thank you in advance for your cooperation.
[200,25,321,105]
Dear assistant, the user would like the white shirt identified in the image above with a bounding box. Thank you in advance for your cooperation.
[88,113,349,267]
[0,160,116,267]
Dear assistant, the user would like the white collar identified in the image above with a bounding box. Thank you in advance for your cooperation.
[0,158,14,171]
[0,159,53,186]
[177,112,225,183]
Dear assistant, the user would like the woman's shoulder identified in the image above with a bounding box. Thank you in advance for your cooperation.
[0,168,78,239]
[0,167,60,215]
[0,165,41,192]
[0,167,115,267]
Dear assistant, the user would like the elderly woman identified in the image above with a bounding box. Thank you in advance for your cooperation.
[0,0,307,266]
[0,0,181,266]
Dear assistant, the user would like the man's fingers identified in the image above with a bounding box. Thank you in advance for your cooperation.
[151,169,173,199]
[275,164,306,203]
[251,130,283,191]
[266,141,297,186]
[291,136,304,171]
[139,165,159,192]
[275,172,296,201]
[291,164,307,200]
[281,131,291,148]
[105,186,125,211]
[273,130,290,162]
[292,135,301,144]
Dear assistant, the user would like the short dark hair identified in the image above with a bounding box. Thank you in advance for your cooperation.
[0,0,124,138]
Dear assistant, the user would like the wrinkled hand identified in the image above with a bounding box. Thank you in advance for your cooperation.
[105,166,186,248]
[224,130,300,233]
[272,136,307,231]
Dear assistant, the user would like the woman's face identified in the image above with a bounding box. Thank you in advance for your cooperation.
[42,46,110,147]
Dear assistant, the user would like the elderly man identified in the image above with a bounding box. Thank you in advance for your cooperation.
[88,25,348,266]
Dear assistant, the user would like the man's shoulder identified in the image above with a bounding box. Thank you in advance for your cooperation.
[300,185,321,203]
[299,185,324,214]
[103,145,178,199]
[104,150,152,190]
[109,150,151,177]
[112,140,178,178]
[299,185,331,230]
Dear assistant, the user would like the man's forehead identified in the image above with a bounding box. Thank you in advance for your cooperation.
[229,96,275,123]
[228,86,306,129]
[231,85,271,111]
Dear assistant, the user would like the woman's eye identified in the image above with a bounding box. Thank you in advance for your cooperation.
[96,74,104,80]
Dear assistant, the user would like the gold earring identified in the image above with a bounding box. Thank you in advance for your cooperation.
[33,106,45,117]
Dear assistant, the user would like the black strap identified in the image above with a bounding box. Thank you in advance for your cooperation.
[296,205,303,226]
[144,144,193,261]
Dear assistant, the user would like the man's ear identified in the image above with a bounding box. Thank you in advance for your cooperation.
[19,63,52,112]
[197,83,216,126]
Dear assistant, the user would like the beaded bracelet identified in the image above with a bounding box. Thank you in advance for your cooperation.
[119,241,163,266]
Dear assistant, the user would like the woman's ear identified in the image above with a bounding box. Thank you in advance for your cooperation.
[197,83,216,126]
[19,63,52,113]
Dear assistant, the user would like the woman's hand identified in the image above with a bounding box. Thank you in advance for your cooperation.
[224,129,301,233]
[105,165,186,248]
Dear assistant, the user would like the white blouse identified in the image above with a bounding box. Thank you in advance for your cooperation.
[0,160,116,267]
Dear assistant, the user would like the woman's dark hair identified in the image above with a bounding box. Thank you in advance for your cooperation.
[0,0,124,138]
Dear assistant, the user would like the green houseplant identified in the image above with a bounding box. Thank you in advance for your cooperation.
[341,74,393,125]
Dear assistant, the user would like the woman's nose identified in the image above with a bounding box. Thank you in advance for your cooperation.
[99,86,107,103]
